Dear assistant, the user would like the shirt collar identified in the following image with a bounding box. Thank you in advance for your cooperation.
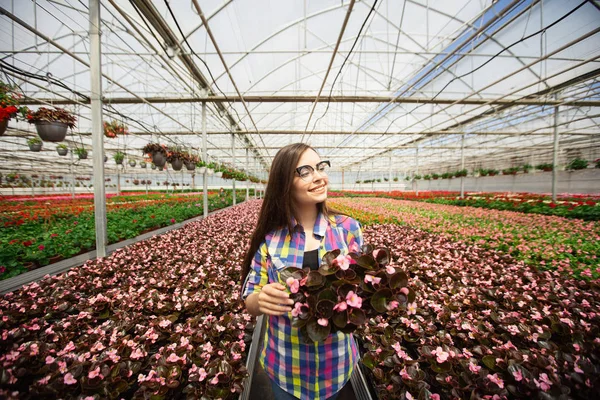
[291,211,328,237]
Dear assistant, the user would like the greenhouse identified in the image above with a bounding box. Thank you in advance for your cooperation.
[0,0,599,399]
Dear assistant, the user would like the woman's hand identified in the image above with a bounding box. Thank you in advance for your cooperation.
[246,283,294,316]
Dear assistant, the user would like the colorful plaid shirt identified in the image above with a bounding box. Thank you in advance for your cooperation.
[242,212,363,400]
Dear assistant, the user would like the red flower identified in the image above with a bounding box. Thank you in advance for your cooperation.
[170,218,176,223]
[9,239,18,245]
[549,202,557,209]
[22,240,33,247]
[50,233,59,238]
[38,245,45,251]
[0,266,5,274]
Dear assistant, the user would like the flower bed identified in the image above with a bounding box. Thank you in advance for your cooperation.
[358,223,600,399]
[0,201,257,399]
[329,198,600,280]
[0,192,246,280]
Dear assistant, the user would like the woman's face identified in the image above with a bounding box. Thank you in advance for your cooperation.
[291,148,329,208]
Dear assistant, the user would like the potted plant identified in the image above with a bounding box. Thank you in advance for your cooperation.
[113,151,125,165]
[566,157,588,171]
[502,167,519,175]
[75,147,88,159]
[26,107,76,142]
[27,137,43,152]
[142,143,167,167]
[56,143,68,156]
[128,158,136,167]
[595,158,600,169]
[166,147,184,171]
[151,163,157,170]
[103,120,128,138]
[140,161,147,168]
[0,81,29,135]
[535,163,553,172]
[522,163,532,173]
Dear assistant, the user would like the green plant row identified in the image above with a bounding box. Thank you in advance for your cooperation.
[0,192,247,280]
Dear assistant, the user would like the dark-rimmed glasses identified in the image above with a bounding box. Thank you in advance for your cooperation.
[295,160,330,182]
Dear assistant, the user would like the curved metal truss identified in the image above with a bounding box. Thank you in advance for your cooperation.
[0,0,599,182]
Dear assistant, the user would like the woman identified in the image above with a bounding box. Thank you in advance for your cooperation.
[241,143,364,400]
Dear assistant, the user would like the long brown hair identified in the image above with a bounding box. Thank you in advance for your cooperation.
[241,143,338,286]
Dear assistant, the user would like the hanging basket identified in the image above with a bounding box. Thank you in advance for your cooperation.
[185,161,196,171]
[104,155,108,163]
[152,152,166,167]
[171,158,183,171]
[129,160,136,167]
[34,121,69,142]
[0,119,8,136]
[29,143,43,152]
[151,163,156,170]
[56,147,68,156]
[77,150,88,160]
[140,161,147,168]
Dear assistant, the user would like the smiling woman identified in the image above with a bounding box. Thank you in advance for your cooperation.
[241,143,363,400]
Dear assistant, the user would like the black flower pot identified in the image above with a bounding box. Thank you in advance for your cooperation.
[152,152,166,167]
[129,160,136,167]
[140,161,147,168]
[171,158,183,171]
[57,147,68,156]
[78,151,88,160]
[29,143,43,152]
[0,119,8,136]
[34,121,68,142]
[185,161,196,171]
[151,163,156,170]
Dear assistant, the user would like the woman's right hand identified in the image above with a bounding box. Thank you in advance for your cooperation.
[257,283,295,316]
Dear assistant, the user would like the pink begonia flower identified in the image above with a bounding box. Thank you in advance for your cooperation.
[210,372,223,385]
[400,287,409,295]
[291,302,304,317]
[534,373,552,391]
[286,277,299,294]
[487,373,504,388]
[333,301,347,312]
[45,355,55,364]
[317,318,329,327]
[64,373,77,385]
[431,395,440,400]
[386,300,399,311]
[512,369,523,382]
[372,249,381,258]
[88,366,103,379]
[166,353,180,363]
[203,342,213,352]
[432,347,449,363]
[574,364,584,374]
[198,368,208,381]
[159,319,171,328]
[38,375,51,385]
[345,291,362,308]
[385,265,395,274]
[334,254,352,270]
[469,362,481,373]
[349,242,360,253]
[130,348,145,360]
[407,302,417,315]
[405,391,414,400]
[364,275,381,285]
[399,367,411,380]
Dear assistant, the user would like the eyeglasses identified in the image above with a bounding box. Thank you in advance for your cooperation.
[295,160,330,182]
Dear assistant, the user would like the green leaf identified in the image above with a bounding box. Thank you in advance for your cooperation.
[318,263,338,275]
[306,271,324,288]
[348,308,366,325]
[374,248,391,266]
[322,249,341,266]
[332,310,348,328]
[356,255,376,270]
[307,318,331,342]
[371,289,392,313]
[482,355,496,370]
[318,288,337,302]
[361,352,376,369]
[389,271,408,289]
[316,299,335,319]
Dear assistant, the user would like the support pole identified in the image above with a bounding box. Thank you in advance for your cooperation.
[388,153,392,192]
[232,132,236,206]
[415,147,419,196]
[460,133,465,199]
[341,168,344,191]
[245,147,249,201]
[552,98,559,202]
[202,101,208,218]
[90,0,106,257]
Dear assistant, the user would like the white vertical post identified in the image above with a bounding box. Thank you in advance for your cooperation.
[90,0,106,256]
[388,153,392,192]
[552,97,559,202]
[202,101,208,218]
[460,133,465,199]
[245,147,249,201]
[415,146,419,196]
[232,132,236,206]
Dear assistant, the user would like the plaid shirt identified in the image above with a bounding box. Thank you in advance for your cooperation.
[242,213,364,399]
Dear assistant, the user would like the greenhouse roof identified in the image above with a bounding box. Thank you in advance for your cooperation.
[1,0,599,178]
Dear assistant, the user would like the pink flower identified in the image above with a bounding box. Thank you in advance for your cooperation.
[487,373,504,389]
[386,265,395,274]
[364,275,381,285]
[345,291,362,308]
[317,318,329,326]
[431,395,440,400]
[513,369,523,381]
[399,367,411,380]
[210,372,223,385]
[130,348,145,359]
[198,368,208,381]
[45,355,55,364]
[38,375,51,385]
[291,302,304,317]
[431,346,449,363]
[386,300,399,311]
[469,362,481,373]
[38,245,45,251]
[170,218,176,223]
[334,254,351,270]
[534,373,552,391]
[333,301,347,312]
[88,366,103,379]
[407,302,417,315]
[349,242,360,253]
[64,373,77,385]
[166,353,180,363]
[286,277,299,294]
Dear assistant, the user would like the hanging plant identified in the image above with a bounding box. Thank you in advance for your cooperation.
[113,151,125,165]
[27,137,43,152]
[103,120,128,138]
[75,147,88,159]
[26,107,76,142]
[0,81,29,135]
[56,143,68,156]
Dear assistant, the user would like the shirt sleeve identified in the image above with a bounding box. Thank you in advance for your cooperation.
[241,241,270,300]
